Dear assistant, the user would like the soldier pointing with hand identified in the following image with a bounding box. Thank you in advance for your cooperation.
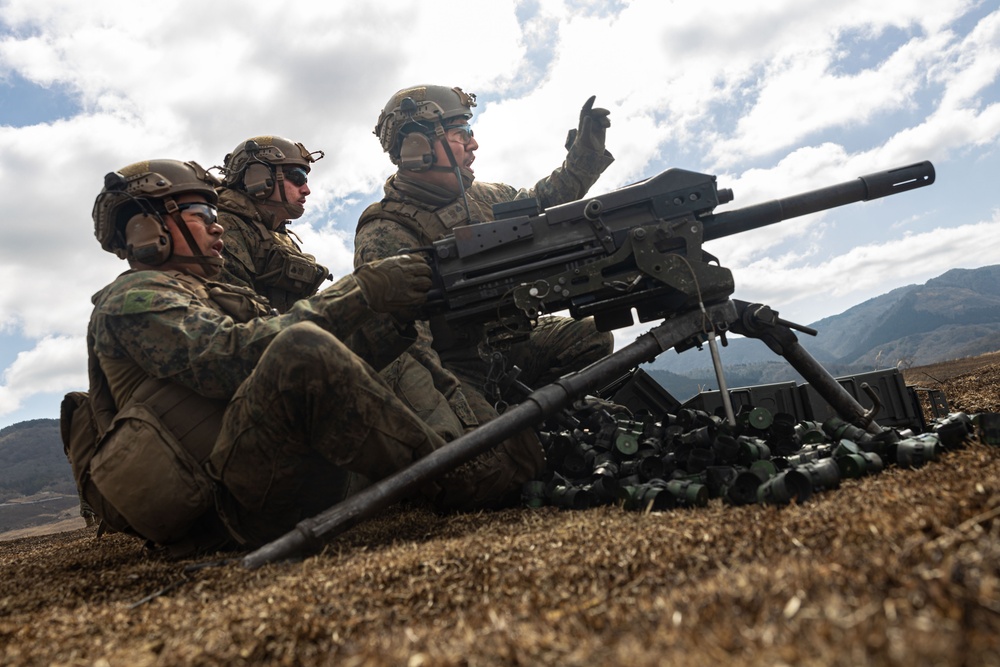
[353,85,616,451]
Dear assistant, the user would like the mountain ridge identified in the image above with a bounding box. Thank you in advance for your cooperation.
[649,264,1000,398]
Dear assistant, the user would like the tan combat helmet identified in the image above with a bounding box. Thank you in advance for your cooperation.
[93,159,219,262]
[220,136,324,198]
[375,85,477,169]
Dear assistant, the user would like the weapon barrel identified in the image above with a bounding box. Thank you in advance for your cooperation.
[702,161,935,241]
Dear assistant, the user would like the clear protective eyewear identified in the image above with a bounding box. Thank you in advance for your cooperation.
[443,124,475,146]
[176,202,219,227]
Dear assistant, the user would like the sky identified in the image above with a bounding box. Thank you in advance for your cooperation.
[0,0,998,429]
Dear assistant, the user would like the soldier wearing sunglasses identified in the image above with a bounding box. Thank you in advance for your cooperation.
[352,84,617,465]
[215,135,332,312]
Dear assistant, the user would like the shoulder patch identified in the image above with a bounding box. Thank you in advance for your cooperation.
[95,271,196,316]
[111,285,192,315]
[122,290,162,314]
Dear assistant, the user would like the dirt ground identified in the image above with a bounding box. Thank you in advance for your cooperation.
[2,355,999,666]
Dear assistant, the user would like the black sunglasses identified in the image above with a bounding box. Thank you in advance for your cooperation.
[283,167,309,187]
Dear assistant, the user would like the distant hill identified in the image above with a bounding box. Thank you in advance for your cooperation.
[648,265,1000,401]
[0,419,75,501]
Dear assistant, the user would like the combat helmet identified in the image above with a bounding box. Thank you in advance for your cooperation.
[221,135,324,198]
[375,85,477,167]
[93,159,219,261]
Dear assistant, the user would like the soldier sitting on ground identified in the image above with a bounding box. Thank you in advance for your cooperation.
[65,158,543,556]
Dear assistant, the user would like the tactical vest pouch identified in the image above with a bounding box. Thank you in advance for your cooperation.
[60,391,132,534]
[60,391,98,492]
[90,403,215,545]
[206,283,274,321]
[259,244,328,297]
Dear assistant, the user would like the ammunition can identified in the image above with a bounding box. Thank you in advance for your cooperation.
[975,412,1000,446]
[757,469,812,505]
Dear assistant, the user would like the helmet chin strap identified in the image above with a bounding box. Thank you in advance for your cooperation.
[432,124,473,220]
[163,199,224,276]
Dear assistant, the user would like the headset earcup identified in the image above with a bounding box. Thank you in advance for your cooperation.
[244,162,275,199]
[399,134,434,172]
[124,214,171,265]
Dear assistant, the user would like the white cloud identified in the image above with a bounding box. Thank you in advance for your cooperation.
[710,33,942,164]
[934,8,1000,111]
[0,335,86,414]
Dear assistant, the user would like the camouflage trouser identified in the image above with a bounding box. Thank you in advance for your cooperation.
[208,322,448,547]
[440,315,615,401]
[380,353,471,442]
[377,351,547,511]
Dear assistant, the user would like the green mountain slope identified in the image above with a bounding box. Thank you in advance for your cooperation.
[0,419,75,500]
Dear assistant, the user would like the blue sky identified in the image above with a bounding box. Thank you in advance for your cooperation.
[0,0,998,429]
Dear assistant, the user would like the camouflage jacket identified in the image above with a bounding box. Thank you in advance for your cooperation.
[90,269,374,406]
[215,187,330,313]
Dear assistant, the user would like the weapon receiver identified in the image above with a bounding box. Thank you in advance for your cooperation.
[426,161,934,346]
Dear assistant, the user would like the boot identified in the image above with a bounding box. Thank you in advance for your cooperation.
[434,428,546,511]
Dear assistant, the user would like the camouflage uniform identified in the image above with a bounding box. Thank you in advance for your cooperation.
[355,149,617,420]
[215,187,330,313]
[88,269,467,549]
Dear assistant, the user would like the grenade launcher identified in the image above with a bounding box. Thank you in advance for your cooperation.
[424,161,935,348]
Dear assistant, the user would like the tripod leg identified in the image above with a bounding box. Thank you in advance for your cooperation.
[729,300,883,435]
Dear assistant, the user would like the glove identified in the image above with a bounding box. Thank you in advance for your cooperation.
[565,95,611,153]
[354,254,433,314]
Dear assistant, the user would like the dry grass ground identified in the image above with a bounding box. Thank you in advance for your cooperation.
[2,354,999,666]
